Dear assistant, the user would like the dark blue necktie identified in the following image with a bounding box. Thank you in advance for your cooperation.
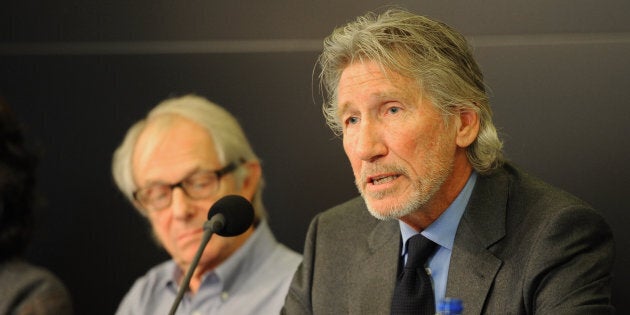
[391,234,438,315]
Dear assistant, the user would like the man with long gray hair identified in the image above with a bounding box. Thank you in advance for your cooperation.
[283,9,614,314]
[112,95,301,314]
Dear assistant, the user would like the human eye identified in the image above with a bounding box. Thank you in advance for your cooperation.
[384,102,403,115]
[142,185,170,205]
[345,116,360,125]
[341,108,360,127]
[190,177,211,189]
[185,173,216,194]
[388,107,401,114]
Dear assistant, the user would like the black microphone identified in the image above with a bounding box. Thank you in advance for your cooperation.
[204,194,255,236]
[168,195,254,315]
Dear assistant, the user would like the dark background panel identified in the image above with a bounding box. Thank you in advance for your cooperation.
[3,0,630,41]
[477,43,630,308]
[1,1,629,314]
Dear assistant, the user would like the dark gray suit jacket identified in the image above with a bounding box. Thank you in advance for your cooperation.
[0,259,73,315]
[283,163,614,314]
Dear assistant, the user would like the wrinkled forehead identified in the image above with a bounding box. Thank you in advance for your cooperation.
[335,60,424,109]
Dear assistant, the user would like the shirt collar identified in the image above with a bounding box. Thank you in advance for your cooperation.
[213,219,276,292]
[399,171,477,255]
[164,219,277,292]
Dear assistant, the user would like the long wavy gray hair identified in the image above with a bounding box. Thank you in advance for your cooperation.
[319,9,504,174]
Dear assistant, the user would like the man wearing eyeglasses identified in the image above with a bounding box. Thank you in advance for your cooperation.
[111,94,301,314]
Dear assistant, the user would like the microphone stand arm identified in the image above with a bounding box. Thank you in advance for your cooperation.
[167,215,225,315]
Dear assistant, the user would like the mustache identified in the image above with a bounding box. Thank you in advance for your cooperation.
[358,164,408,184]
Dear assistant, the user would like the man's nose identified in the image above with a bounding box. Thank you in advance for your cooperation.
[170,187,196,219]
[354,120,387,162]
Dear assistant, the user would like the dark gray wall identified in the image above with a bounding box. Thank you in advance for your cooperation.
[2,1,628,314]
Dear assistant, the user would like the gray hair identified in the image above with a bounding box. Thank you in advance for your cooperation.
[319,8,504,173]
[111,94,266,220]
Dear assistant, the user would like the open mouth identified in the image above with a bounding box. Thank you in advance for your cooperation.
[369,174,400,185]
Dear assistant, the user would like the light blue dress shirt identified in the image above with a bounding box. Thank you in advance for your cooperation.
[115,220,302,315]
[399,172,477,308]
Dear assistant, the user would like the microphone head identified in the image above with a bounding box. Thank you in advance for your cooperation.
[206,195,254,237]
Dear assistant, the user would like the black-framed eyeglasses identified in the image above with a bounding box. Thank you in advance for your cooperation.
[133,159,245,212]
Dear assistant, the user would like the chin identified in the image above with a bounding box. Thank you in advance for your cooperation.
[365,199,401,220]
[364,192,422,221]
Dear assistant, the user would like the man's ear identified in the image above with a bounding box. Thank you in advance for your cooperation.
[455,108,480,148]
[240,161,262,201]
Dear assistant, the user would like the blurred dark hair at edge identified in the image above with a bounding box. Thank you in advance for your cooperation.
[0,96,38,262]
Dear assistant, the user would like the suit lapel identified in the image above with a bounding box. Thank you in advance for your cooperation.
[345,169,511,314]
[446,169,509,314]
[348,218,400,314]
